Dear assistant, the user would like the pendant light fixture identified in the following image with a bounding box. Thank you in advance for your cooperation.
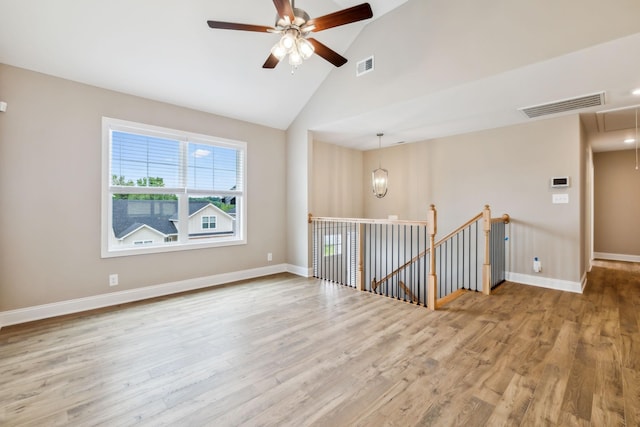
[372,132,389,198]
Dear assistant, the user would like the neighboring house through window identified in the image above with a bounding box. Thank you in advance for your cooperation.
[102,117,246,257]
[134,240,153,245]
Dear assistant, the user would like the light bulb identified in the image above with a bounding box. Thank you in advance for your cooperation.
[289,49,303,67]
[297,38,314,59]
[280,30,296,51]
[271,43,286,60]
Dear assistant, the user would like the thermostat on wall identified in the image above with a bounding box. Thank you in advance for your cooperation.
[551,176,570,188]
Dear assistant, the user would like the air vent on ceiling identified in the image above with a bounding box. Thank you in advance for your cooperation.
[356,56,374,76]
[518,92,605,119]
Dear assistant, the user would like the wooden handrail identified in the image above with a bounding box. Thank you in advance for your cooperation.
[311,212,433,291]
[311,206,509,310]
[491,214,510,224]
[372,209,511,289]
[372,247,431,289]
[433,212,483,250]
[372,210,484,289]
[309,215,429,227]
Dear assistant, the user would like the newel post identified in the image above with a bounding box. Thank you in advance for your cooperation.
[427,204,438,310]
[482,205,492,295]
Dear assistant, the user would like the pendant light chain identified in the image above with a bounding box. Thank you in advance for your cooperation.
[378,133,383,168]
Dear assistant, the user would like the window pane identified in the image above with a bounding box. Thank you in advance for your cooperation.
[214,169,236,191]
[188,196,236,240]
[111,131,181,188]
[111,195,179,249]
[187,143,239,191]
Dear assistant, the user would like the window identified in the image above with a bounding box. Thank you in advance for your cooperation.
[102,118,246,257]
[324,234,342,256]
[202,216,217,230]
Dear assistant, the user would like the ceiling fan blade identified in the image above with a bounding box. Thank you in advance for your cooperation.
[304,3,373,32]
[207,20,274,33]
[263,53,281,69]
[308,38,348,67]
[272,0,295,21]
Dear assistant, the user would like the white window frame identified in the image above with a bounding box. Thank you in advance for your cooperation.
[101,117,247,258]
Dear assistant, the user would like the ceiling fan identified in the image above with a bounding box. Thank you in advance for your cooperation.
[207,0,373,69]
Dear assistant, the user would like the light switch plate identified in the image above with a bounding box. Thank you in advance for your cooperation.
[552,193,569,204]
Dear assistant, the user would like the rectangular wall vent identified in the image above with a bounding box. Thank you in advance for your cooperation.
[356,56,374,76]
[518,92,605,118]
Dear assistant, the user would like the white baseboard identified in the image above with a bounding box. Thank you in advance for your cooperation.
[593,252,640,263]
[2,264,589,329]
[286,264,313,277]
[0,264,288,329]
[506,272,583,294]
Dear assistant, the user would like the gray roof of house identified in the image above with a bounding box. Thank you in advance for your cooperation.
[112,200,214,239]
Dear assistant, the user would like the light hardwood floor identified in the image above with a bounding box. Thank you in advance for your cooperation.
[1,263,639,426]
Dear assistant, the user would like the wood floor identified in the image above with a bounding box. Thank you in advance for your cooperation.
[1,263,639,426]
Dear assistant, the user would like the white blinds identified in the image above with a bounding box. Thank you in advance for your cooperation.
[110,129,244,195]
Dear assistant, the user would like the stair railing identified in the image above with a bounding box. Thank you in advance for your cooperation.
[433,205,510,304]
[310,205,438,308]
[309,205,509,310]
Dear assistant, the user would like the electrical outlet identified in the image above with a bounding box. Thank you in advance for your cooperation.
[533,257,541,273]
[109,274,119,286]
[267,252,273,262]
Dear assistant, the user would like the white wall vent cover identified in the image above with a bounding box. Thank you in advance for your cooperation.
[356,56,374,76]
[518,91,605,118]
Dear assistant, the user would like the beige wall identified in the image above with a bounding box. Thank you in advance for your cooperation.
[580,119,594,273]
[0,64,287,311]
[311,141,363,218]
[593,150,640,256]
[362,141,433,221]
[358,116,584,282]
[288,0,639,273]
[285,126,312,272]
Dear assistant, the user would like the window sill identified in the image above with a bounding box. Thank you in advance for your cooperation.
[101,236,246,258]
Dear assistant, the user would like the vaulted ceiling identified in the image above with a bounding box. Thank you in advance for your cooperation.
[1,0,640,152]
[0,0,405,130]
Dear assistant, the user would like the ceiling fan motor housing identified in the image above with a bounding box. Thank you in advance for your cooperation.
[276,8,310,28]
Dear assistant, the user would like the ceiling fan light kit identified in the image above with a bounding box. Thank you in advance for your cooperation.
[207,0,373,70]
[297,38,314,59]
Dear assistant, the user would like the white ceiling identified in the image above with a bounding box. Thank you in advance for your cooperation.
[1,0,639,152]
[0,0,405,130]
[313,31,640,152]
